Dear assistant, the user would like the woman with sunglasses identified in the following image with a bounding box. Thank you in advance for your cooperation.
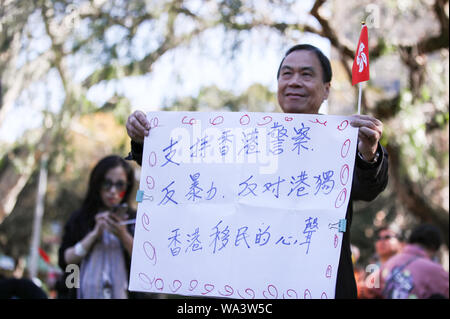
[358,227,402,298]
[58,155,136,299]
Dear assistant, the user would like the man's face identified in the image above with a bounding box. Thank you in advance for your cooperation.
[277,50,330,114]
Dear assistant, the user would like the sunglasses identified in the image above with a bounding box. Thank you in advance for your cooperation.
[377,235,395,241]
[101,179,128,192]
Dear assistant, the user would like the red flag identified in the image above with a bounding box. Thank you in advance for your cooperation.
[352,24,370,85]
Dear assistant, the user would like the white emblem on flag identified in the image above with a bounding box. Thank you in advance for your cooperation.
[356,43,367,73]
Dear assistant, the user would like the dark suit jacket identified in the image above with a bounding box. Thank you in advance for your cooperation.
[336,143,389,298]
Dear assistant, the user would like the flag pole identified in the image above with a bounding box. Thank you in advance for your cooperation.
[357,82,362,115]
[357,20,365,115]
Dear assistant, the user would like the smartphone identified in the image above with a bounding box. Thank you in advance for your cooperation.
[112,203,128,219]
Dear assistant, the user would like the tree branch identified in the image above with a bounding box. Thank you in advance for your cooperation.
[0,50,54,126]
[417,0,449,54]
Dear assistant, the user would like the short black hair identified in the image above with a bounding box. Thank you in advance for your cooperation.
[408,224,442,252]
[277,44,332,83]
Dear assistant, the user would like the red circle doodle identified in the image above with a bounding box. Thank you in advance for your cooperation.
[340,164,350,186]
[141,213,150,231]
[284,116,293,122]
[146,176,155,190]
[334,234,339,248]
[309,118,327,126]
[210,115,224,126]
[138,273,154,290]
[148,152,157,167]
[326,265,332,278]
[182,116,196,125]
[304,289,312,299]
[149,117,159,129]
[143,241,157,265]
[337,119,349,131]
[341,139,351,158]
[263,284,278,299]
[335,188,347,208]
[257,116,273,126]
[283,289,298,299]
[237,288,256,299]
[240,114,250,125]
[321,292,328,299]
[169,279,183,293]
[188,279,198,292]
[201,283,215,295]
[219,285,234,297]
[170,280,182,293]
[155,278,164,291]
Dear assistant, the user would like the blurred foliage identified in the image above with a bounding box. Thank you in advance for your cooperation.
[163,83,280,113]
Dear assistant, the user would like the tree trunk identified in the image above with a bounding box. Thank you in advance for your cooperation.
[386,143,449,246]
[0,145,36,224]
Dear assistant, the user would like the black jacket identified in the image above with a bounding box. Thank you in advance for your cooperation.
[336,143,389,298]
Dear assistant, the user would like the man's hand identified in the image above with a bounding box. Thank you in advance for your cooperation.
[350,114,383,162]
[126,110,150,144]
